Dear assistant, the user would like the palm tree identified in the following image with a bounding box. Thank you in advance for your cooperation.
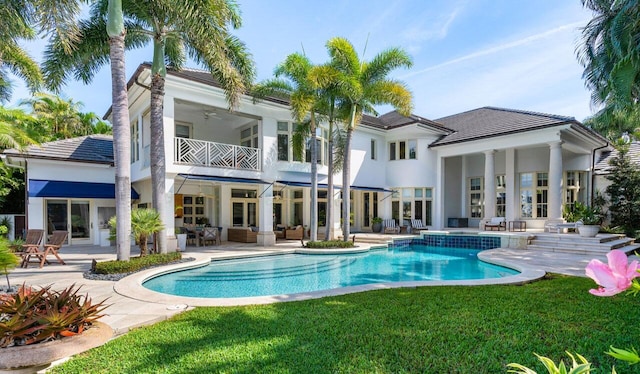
[20,93,95,139]
[131,208,164,256]
[324,37,413,241]
[0,1,42,102]
[106,0,133,261]
[253,53,322,241]
[578,0,640,132]
[43,0,255,253]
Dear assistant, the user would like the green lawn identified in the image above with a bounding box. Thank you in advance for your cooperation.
[51,275,640,373]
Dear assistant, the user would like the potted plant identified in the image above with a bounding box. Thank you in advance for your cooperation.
[572,202,603,237]
[371,217,383,233]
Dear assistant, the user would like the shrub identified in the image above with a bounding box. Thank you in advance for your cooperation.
[304,240,355,249]
[0,284,107,348]
[93,252,182,274]
[0,238,19,289]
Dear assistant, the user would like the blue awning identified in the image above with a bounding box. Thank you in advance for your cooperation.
[176,174,392,193]
[29,179,140,199]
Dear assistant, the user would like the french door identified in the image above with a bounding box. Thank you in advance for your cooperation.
[46,199,91,245]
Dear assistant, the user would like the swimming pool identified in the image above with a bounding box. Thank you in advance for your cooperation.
[143,244,519,298]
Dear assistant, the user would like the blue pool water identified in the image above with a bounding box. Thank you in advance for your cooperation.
[143,244,519,298]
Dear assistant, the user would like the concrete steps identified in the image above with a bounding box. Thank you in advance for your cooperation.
[527,233,638,255]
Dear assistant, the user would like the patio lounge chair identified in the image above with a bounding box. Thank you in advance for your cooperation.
[22,229,44,252]
[484,217,506,231]
[199,227,219,246]
[410,219,429,232]
[21,230,68,268]
[383,219,400,234]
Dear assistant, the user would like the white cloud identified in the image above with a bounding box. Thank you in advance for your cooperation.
[401,4,463,50]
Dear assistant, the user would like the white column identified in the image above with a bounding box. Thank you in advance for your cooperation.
[257,184,275,246]
[548,141,564,221]
[164,176,177,252]
[483,150,496,219]
[505,148,516,222]
[434,155,445,229]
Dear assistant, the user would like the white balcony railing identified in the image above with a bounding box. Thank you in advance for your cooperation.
[174,137,261,171]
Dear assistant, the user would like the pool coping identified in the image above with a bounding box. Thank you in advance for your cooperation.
[113,247,546,307]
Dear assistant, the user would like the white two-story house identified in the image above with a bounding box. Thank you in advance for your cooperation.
[3,62,610,247]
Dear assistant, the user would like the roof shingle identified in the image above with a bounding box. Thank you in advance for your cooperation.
[4,135,114,164]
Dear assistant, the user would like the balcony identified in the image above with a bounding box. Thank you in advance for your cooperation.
[174,137,261,171]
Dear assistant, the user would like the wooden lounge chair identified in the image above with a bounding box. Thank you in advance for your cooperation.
[22,230,68,268]
[383,219,400,234]
[199,227,219,246]
[21,229,44,252]
[410,219,429,232]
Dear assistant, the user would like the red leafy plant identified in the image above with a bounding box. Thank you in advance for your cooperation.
[0,284,108,348]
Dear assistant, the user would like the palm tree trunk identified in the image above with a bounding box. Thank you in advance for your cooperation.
[325,135,334,240]
[150,73,167,254]
[310,113,318,242]
[107,23,131,261]
[342,105,357,241]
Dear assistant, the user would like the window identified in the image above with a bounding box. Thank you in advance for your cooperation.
[130,118,139,163]
[536,173,548,218]
[230,189,258,227]
[388,140,417,160]
[277,122,328,165]
[496,175,506,217]
[469,177,483,218]
[182,195,206,225]
[240,124,259,148]
[520,172,549,218]
[292,189,303,226]
[370,139,376,160]
[175,123,191,138]
[277,122,289,161]
[391,187,433,226]
[565,171,587,211]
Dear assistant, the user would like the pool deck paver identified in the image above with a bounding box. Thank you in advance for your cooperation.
[8,236,628,336]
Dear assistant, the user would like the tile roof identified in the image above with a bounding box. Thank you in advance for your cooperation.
[594,141,640,174]
[430,107,580,147]
[3,135,114,164]
[361,111,453,133]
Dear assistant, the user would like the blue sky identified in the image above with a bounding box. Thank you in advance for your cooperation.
[9,0,596,121]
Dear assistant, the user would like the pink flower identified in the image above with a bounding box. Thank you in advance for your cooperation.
[585,250,640,296]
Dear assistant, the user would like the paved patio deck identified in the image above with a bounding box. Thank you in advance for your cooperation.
[8,235,622,337]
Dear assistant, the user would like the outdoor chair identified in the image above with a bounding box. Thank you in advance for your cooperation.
[383,219,400,234]
[285,225,304,240]
[21,230,68,268]
[410,219,429,232]
[22,229,44,252]
[484,217,506,231]
[199,227,219,246]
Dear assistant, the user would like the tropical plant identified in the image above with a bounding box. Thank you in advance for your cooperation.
[572,201,604,225]
[0,284,108,348]
[253,53,322,241]
[605,143,640,237]
[43,0,255,254]
[131,208,164,256]
[19,93,95,139]
[0,1,42,102]
[323,37,413,241]
[578,0,640,134]
[0,238,19,289]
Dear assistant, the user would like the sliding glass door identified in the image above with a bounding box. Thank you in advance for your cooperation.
[46,199,91,245]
